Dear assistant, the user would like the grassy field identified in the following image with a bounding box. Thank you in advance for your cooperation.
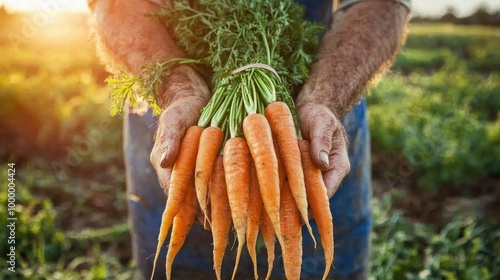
[368,23,500,280]
[0,11,499,279]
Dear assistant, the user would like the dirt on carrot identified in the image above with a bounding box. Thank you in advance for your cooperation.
[150,125,203,280]
[299,140,334,280]
[246,159,263,280]
[223,137,251,280]
[280,180,303,280]
[243,113,284,248]
[195,126,224,227]
[166,183,199,280]
[260,208,276,280]
[209,156,232,280]
[265,101,316,247]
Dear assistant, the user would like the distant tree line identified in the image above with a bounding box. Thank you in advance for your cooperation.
[1,4,500,26]
[412,4,500,26]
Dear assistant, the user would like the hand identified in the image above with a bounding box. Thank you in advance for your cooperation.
[149,66,210,225]
[297,103,350,198]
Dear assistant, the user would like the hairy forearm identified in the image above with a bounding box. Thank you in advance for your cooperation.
[90,0,209,108]
[296,0,410,118]
[90,0,182,74]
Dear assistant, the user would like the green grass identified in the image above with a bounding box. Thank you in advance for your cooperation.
[408,24,500,37]
[0,15,499,279]
[369,23,500,189]
[367,24,500,278]
[368,66,499,187]
[0,161,133,279]
[371,190,500,280]
[403,24,500,72]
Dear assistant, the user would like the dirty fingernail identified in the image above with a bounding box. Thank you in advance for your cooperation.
[320,151,329,168]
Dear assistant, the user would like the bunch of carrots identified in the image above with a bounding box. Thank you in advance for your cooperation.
[107,1,335,279]
[150,101,334,280]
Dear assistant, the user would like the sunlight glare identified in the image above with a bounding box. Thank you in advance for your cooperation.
[0,0,88,13]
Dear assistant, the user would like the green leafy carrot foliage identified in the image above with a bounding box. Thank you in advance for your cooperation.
[108,0,323,141]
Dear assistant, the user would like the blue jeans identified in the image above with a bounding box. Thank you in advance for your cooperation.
[123,100,372,279]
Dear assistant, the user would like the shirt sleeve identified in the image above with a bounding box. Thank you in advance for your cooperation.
[338,0,412,12]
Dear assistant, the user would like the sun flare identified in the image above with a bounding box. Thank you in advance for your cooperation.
[0,0,88,13]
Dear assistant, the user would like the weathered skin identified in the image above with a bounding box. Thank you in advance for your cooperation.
[90,0,410,278]
[89,0,410,200]
[296,0,410,196]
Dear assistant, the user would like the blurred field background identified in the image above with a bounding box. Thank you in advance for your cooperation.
[0,4,499,280]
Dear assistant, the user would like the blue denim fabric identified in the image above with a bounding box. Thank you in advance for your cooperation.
[124,1,371,279]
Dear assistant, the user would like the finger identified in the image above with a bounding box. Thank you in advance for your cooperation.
[309,120,336,171]
[154,165,172,195]
[157,96,207,168]
[322,138,350,198]
[299,105,340,170]
[149,140,171,195]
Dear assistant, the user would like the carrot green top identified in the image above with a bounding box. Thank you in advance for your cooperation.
[107,0,323,144]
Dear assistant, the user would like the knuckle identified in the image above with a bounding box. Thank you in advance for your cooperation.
[320,134,334,148]
[149,150,158,168]
[158,133,167,144]
[308,125,345,154]
[149,152,156,169]
[342,160,351,176]
[161,100,201,131]
[160,105,179,121]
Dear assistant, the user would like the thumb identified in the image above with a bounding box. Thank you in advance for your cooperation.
[298,104,339,170]
[156,96,207,168]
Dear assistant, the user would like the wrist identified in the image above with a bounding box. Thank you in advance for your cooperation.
[297,0,409,120]
[296,80,345,120]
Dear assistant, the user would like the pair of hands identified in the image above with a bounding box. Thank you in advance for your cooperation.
[150,66,350,208]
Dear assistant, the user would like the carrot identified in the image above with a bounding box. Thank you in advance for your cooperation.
[273,138,286,190]
[150,125,203,280]
[223,137,250,280]
[265,101,316,247]
[298,140,334,280]
[209,156,232,280]
[165,182,199,280]
[242,113,284,248]
[246,160,263,280]
[280,180,303,280]
[260,208,276,280]
[195,126,224,227]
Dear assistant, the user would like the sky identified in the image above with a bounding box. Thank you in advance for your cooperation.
[1,0,500,17]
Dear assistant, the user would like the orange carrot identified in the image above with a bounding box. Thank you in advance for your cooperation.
[150,125,203,280]
[195,126,224,226]
[246,160,263,280]
[265,101,316,247]
[260,208,276,280]
[209,156,232,280]
[273,138,286,190]
[280,180,303,280]
[166,182,199,280]
[242,113,284,248]
[299,140,334,280]
[223,137,250,280]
